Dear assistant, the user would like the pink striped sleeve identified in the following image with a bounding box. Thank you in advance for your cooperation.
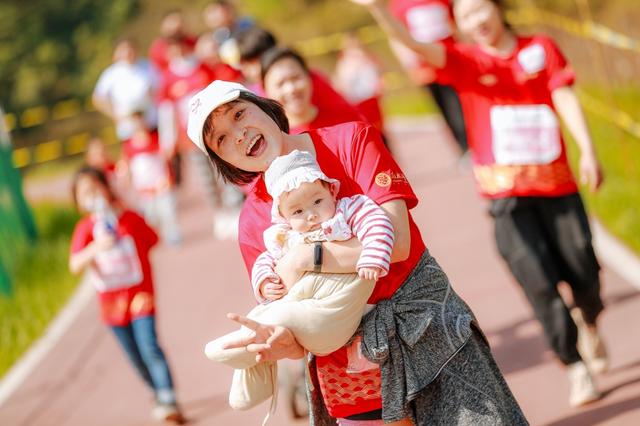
[339,195,395,276]
[251,251,279,304]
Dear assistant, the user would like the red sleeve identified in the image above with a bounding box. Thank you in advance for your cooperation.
[238,194,269,276]
[538,36,575,90]
[70,217,94,255]
[126,211,159,250]
[435,43,479,90]
[348,123,418,209]
[310,70,364,123]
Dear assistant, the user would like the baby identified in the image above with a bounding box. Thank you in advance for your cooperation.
[204,150,394,417]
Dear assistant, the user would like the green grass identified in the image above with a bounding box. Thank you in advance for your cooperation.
[565,85,640,254]
[382,86,438,117]
[0,203,81,378]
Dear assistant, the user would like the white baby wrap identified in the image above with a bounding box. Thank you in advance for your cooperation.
[205,271,375,413]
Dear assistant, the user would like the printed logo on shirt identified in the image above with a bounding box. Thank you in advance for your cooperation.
[190,97,202,114]
[375,172,392,187]
[478,74,498,86]
[375,171,408,188]
[518,44,547,75]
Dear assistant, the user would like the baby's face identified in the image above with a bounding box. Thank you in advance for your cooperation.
[279,180,337,233]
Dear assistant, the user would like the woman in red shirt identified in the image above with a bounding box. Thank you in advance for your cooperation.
[260,47,365,135]
[353,0,607,408]
[186,80,526,425]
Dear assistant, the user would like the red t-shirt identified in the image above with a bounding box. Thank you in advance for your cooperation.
[389,0,454,84]
[254,70,365,134]
[238,122,426,417]
[289,71,365,134]
[123,131,172,193]
[70,210,159,326]
[198,62,243,85]
[436,35,579,198]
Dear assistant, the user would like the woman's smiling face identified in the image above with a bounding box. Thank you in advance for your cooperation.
[204,100,285,172]
[263,57,313,118]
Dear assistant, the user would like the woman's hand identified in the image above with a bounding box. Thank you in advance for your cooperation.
[223,313,305,362]
[274,244,311,288]
[579,151,604,192]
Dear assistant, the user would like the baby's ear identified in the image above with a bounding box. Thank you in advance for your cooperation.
[330,182,340,198]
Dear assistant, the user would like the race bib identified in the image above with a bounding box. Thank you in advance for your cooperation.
[406,4,452,43]
[91,236,143,292]
[490,105,561,165]
[518,44,546,75]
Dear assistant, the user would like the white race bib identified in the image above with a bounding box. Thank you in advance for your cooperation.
[91,236,143,292]
[406,4,452,43]
[518,44,546,75]
[490,105,561,165]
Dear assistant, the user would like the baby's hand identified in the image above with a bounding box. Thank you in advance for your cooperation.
[358,267,382,282]
[260,277,287,301]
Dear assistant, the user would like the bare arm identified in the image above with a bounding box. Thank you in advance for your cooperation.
[552,86,604,191]
[274,199,411,286]
[351,0,446,68]
[92,92,116,120]
[68,235,115,274]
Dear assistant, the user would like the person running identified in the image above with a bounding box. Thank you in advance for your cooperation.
[388,0,469,156]
[92,38,158,142]
[187,80,527,425]
[334,32,387,137]
[68,166,184,423]
[352,0,607,407]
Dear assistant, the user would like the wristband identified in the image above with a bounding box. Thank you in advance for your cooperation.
[313,241,323,273]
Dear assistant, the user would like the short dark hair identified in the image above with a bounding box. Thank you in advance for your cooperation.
[236,26,278,62]
[260,47,309,82]
[202,91,290,185]
[71,166,117,211]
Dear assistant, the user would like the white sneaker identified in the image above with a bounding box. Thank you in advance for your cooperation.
[571,308,609,374]
[151,403,185,423]
[567,361,601,407]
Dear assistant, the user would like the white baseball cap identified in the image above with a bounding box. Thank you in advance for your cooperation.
[186,80,250,153]
[265,150,340,223]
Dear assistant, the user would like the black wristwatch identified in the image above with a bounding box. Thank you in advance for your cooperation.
[313,241,323,273]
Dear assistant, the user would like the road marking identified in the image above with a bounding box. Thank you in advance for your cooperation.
[592,219,640,291]
[0,279,93,407]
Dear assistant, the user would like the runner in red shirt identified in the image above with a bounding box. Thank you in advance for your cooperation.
[69,166,184,422]
[185,80,526,424]
[389,0,469,155]
[149,9,197,72]
[260,47,365,135]
[354,0,607,408]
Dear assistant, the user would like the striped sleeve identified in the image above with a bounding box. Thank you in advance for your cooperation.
[338,195,395,276]
[250,250,279,304]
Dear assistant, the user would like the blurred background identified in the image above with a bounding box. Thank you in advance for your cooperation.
[0,0,639,425]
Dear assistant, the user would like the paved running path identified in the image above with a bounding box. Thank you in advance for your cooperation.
[2,116,639,425]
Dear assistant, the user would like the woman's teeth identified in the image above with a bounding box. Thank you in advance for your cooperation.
[246,135,261,155]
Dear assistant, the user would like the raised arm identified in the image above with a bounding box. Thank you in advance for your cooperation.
[552,86,603,192]
[350,0,446,68]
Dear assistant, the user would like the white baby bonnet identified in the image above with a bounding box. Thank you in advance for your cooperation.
[265,150,340,223]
